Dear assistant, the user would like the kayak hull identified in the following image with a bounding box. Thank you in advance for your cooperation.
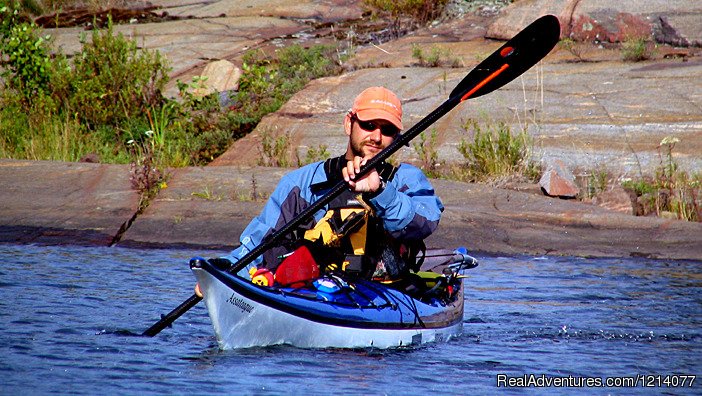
[192,259,465,349]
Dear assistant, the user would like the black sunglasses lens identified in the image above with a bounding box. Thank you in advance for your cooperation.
[381,126,399,136]
[357,119,398,136]
[358,120,376,131]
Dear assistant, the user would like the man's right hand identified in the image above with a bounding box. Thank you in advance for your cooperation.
[342,156,382,193]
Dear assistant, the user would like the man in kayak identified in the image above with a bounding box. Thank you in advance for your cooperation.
[223,86,444,286]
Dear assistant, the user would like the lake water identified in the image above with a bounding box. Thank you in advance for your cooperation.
[1,244,700,395]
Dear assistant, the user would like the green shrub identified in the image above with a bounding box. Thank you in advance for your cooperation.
[413,129,440,178]
[0,13,171,163]
[234,44,343,119]
[228,44,344,150]
[0,18,346,171]
[580,166,610,199]
[621,178,655,197]
[63,20,170,128]
[0,2,56,109]
[258,128,292,167]
[457,119,539,183]
[277,44,342,82]
[302,144,330,166]
[0,15,198,168]
[169,79,230,165]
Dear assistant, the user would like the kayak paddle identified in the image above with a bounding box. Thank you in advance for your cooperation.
[142,14,561,337]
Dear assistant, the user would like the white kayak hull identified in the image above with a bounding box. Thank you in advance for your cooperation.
[194,267,463,349]
[191,257,467,349]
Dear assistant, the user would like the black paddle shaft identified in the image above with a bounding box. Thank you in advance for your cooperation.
[142,15,561,337]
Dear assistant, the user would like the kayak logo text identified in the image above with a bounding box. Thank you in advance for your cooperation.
[227,293,254,314]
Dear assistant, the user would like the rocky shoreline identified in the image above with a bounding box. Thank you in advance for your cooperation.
[2,159,700,260]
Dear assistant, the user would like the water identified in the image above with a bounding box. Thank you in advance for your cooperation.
[1,244,700,395]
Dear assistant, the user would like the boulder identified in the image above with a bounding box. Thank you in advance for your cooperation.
[568,10,651,43]
[486,0,702,46]
[593,186,634,215]
[539,159,579,198]
[194,59,242,97]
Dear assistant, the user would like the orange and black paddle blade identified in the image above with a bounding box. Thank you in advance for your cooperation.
[450,14,561,102]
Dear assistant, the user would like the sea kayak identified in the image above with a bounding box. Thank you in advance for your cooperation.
[190,249,477,349]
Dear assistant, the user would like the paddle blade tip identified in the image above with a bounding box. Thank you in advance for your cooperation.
[449,14,562,100]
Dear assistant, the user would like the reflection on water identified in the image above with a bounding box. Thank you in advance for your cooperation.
[1,244,700,394]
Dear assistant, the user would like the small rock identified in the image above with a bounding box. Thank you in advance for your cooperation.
[79,153,100,163]
[539,159,579,198]
[593,186,634,215]
[659,210,679,220]
[194,60,242,97]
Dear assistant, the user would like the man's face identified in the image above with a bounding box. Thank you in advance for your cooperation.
[345,115,399,160]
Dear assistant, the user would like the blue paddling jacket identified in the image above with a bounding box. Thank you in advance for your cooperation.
[224,156,444,275]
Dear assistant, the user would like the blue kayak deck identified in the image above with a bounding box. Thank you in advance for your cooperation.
[197,259,464,330]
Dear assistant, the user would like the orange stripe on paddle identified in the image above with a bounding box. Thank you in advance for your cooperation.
[460,63,510,102]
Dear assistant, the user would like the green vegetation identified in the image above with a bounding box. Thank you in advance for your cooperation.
[258,129,292,168]
[302,144,330,166]
[622,137,701,221]
[559,37,587,62]
[71,25,168,129]
[362,0,449,36]
[191,185,224,201]
[413,129,440,178]
[1,2,172,166]
[406,120,539,185]
[411,44,462,68]
[582,166,610,199]
[456,119,539,183]
[362,0,448,24]
[233,45,344,140]
[621,36,654,62]
[1,0,345,171]
[0,0,346,220]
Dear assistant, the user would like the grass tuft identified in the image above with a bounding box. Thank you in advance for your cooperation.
[456,119,539,184]
[621,36,654,62]
[622,137,701,221]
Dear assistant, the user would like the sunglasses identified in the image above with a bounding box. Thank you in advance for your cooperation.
[352,115,400,137]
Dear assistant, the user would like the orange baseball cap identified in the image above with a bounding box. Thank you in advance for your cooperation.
[351,86,403,130]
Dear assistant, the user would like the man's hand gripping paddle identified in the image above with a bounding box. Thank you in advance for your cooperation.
[142,14,561,337]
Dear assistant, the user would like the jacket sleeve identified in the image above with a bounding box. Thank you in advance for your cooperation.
[366,163,443,240]
[221,174,297,272]
[223,163,324,274]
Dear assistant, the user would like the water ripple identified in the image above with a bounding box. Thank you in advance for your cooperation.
[1,244,700,394]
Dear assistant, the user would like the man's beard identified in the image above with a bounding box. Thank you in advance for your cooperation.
[350,138,381,159]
